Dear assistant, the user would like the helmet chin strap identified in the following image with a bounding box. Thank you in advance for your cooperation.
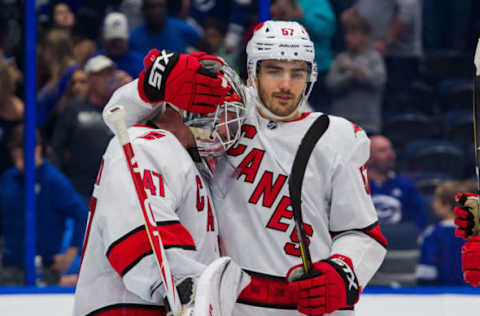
[255,99,302,121]
[251,81,307,122]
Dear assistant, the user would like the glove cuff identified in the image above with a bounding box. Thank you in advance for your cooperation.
[324,254,360,306]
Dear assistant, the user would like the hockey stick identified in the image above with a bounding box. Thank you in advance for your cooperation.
[469,38,480,237]
[288,114,330,274]
[105,105,182,316]
[474,39,480,195]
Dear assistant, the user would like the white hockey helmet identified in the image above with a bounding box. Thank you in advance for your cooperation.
[183,62,247,158]
[246,20,317,120]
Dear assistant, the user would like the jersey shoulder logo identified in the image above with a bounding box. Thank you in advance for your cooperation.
[352,123,363,135]
[138,131,166,141]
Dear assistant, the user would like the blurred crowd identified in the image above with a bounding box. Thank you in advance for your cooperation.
[1,0,480,287]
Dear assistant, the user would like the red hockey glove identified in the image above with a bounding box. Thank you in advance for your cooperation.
[137,49,229,114]
[462,235,480,286]
[286,254,360,316]
[454,193,480,239]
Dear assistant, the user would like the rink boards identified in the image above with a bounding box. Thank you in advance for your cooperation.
[0,287,480,316]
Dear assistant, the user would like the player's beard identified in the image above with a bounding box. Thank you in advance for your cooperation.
[257,80,303,118]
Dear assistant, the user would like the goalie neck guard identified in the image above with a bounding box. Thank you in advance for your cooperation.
[246,20,317,121]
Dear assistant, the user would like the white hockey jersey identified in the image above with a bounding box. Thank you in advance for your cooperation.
[212,106,387,316]
[74,125,219,315]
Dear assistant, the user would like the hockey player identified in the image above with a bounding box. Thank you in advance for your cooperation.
[214,21,387,316]
[454,193,480,287]
[107,21,388,316]
[74,50,247,315]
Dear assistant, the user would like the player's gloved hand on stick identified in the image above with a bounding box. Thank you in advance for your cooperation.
[454,193,480,239]
[138,49,229,114]
[462,235,480,287]
[286,254,360,316]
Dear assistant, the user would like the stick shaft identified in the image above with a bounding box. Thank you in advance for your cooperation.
[289,115,330,274]
[474,73,480,193]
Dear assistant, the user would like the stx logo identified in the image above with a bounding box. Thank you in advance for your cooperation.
[331,258,358,291]
[148,50,174,89]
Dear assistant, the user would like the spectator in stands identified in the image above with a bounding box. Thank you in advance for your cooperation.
[328,0,356,53]
[198,18,239,71]
[416,180,467,286]
[342,0,422,96]
[93,12,143,78]
[45,68,89,141]
[297,0,336,112]
[51,55,132,201]
[57,68,88,112]
[270,0,304,22]
[244,0,304,43]
[71,8,100,66]
[368,135,427,231]
[0,124,88,286]
[0,58,23,176]
[37,29,78,126]
[326,16,386,134]
[50,2,76,34]
[189,0,252,55]
[129,0,201,56]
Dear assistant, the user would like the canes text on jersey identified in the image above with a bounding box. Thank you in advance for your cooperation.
[227,124,313,257]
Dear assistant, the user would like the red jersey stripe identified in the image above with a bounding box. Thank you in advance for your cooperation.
[330,221,388,248]
[238,270,296,309]
[87,303,166,315]
[107,221,196,276]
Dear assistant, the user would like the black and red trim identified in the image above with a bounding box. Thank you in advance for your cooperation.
[238,270,296,309]
[87,303,165,316]
[133,124,154,129]
[107,221,196,277]
[238,270,354,311]
[330,221,388,249]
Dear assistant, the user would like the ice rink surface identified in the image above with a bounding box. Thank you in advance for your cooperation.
[1,287,480,316]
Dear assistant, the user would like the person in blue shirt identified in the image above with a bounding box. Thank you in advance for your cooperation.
[0,124,88,285]
[368,135,427,231]
[129,0,201,56]
[416,180,467,286]
[92,12,144,78]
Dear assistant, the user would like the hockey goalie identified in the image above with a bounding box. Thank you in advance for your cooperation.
[73,50,249,316]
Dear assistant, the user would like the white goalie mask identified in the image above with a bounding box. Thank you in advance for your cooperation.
[183,62,247,158]
[246,20,317,121]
